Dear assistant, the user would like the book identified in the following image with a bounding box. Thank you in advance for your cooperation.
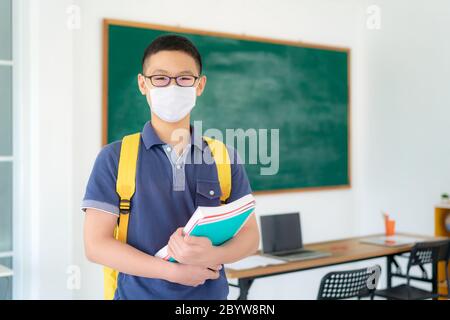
[360,235,423,247]
[225,255,286,270]
[155,194,256,262]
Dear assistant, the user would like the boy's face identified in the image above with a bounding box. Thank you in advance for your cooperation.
[138,50,207,106]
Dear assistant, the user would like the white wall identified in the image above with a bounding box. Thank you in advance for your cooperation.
[357,0,450,236]
[14,0,449,300]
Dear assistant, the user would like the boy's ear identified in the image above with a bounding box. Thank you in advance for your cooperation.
[137,74,148,95]
[196,75,207,96]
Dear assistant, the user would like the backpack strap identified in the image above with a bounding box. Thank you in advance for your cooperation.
[116,132,141,242]
[104,132,140,300]
[203,136,232,203]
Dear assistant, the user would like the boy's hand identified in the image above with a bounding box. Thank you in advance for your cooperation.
[169,263,221,287]
[167,228,221,267]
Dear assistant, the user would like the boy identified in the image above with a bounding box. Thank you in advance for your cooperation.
[82,34,259,300]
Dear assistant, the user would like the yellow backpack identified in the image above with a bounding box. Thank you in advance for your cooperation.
[103,133,232,300]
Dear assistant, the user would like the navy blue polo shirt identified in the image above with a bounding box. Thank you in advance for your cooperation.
[81,121,252,300]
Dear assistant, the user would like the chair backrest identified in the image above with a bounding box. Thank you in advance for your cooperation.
[408,240,449,269]
[317,265,381,300]
[405,240,450,287]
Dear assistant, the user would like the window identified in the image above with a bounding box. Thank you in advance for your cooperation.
[0,0,13,300]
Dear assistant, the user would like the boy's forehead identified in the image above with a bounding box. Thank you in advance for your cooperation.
[144,50,199,74]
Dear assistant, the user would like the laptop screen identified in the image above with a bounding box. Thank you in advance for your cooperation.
[260,212,303,254]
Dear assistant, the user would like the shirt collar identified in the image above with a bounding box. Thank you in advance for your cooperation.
[141,121,203,151]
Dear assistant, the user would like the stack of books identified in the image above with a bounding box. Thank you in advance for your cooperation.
[155,194,256,262]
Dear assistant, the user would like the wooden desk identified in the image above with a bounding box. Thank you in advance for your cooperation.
[225,232,447,299]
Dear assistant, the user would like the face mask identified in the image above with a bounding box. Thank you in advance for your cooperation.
[145,83,197,123]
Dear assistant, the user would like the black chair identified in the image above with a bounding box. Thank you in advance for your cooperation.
[375,240,450,300]
[317,265,381,300]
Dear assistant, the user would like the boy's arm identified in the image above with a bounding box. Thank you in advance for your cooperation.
[84,208,220,286]
[84,208,173,279]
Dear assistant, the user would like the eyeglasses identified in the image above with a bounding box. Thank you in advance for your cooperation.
[144,74,200,87]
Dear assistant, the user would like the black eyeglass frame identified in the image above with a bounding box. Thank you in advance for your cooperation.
[143,74,201,87]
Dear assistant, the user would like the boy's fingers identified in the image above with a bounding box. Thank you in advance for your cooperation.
[170,237,183,256]
[207,269,220,279]
[184,235,210,246]
[170,228,183,240]
[172,231,187,249]
[170,239,186,260]
[208,265,222,271]
[167,243,177,258]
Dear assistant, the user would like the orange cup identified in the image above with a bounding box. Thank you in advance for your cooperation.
[385,219,395,236]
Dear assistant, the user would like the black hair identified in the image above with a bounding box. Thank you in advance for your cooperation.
[141,34,202,74]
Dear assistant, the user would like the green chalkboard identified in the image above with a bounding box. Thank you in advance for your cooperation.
[103,20,350,192]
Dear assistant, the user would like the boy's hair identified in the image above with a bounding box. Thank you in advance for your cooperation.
[141,34,202,74]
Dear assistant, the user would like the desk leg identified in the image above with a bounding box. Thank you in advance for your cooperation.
[386,255,393,289]
[237,278,254,300]
[432,260,438,299]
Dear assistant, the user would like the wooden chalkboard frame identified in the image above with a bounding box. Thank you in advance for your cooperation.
[102,18,352,194]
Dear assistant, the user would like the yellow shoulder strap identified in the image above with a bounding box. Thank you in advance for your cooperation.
[203,136,232,203]
[104,132,140,300]
[116,132,140,242]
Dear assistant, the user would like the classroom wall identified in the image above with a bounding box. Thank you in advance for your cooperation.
[14,0,449,299]
[356,0,450,238]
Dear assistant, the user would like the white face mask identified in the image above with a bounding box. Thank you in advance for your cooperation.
[145,83,197,123]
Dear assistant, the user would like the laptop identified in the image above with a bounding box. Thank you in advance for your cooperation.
[260,212,331,262]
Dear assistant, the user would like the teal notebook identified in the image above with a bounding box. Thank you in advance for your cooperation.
[155,194,256,262]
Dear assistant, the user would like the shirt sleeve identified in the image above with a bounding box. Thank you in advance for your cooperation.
[81,142,121,216]
[225,145,253,204]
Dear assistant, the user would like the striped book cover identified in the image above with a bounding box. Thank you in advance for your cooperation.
[155,194,256,262]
